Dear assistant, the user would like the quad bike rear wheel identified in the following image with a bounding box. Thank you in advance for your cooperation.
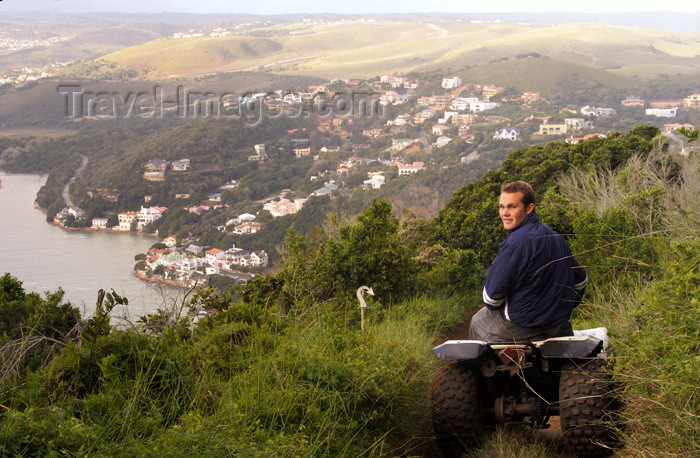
[560,358,620,457]
[431,362,486,456]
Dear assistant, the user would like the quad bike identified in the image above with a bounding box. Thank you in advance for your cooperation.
[431,327,621,457]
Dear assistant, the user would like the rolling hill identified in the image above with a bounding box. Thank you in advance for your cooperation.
[0,22,168,70]
[89,20,700,81]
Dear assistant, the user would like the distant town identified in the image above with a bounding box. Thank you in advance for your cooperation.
[45,70,699,287]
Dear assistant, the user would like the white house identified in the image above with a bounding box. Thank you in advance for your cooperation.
[251,251,268,267]
[220,180,239,190]
[239,250,268,267]
[136,206,166,231]
[581,106,615,117]
[118,211,138,231]
[493,128,520,141]
[294,147,311,157]
[565,118,593,130]
[581,105,601,116]
[646,107,678,118]
[363,174,385,189]
[205,265,221,275]
[263,199,297,217]
[226,247,250,265]
[172,158,191,171]
[391,114,411,126]
[283,93,303,104]
[470,101,499,112]
[92,218,108,229]
[179,257,202,275]
[442,76,463,89]
[312,181,338,197]
[450,97,480,111]
[67,207,83,219]
[435,136,451,147]
[233,222,261,235]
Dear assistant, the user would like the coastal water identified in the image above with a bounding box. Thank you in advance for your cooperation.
[0,172,181,322]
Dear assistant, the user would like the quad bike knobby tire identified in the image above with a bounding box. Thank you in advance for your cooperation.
[560,358,620,457]
[431,362,486,456]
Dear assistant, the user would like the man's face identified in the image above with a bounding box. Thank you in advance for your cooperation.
[499,191,534,230]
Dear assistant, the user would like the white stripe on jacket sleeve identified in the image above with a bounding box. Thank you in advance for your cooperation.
[575,275,588,291]
[482,287,504,307]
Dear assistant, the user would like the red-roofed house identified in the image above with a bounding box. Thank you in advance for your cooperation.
[206,248,226,266]
[397,162,425,176]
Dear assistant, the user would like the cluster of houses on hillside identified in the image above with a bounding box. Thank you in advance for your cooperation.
[619,94,700,118]
[54,204,168,232]
[139,241,268,288]
[116,206,167,231]
[0,37,71,87]
[44,67,700,296]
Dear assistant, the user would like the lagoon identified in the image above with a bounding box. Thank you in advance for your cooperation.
[0,172,181,322]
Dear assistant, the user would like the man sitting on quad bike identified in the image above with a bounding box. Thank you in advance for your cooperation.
[469,180,588,342]
[431,181,620,458]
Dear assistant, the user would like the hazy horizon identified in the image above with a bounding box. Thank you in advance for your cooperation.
[3,0,699,15]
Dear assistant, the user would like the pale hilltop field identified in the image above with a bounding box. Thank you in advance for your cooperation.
[94,20,700,80]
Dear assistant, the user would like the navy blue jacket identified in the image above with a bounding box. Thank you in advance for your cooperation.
[482,212,587,328]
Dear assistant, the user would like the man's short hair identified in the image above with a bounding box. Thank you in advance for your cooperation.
[501,181,536,208]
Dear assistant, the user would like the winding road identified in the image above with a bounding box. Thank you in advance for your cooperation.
[419,129,432,155]
[662,130,692,156]
[63,154,88,207]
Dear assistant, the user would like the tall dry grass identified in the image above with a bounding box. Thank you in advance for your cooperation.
[558,146,699,456]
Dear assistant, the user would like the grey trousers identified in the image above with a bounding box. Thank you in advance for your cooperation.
[468,306,573,342]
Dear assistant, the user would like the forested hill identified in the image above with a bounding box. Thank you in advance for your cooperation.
[1,126,698,456]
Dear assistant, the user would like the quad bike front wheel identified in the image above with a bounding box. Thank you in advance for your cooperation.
[559,358,621,457]
[431,362,487,457]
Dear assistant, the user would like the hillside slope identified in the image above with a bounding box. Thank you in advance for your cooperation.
[92,21,700,80]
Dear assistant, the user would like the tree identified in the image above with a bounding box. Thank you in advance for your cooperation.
[330,199,418,301]
[0,273,80,375]
[0,273,79,343]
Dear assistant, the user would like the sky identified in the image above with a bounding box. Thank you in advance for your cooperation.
[3,0,699,15]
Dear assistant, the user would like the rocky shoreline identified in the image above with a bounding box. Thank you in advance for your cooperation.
[134,270,191,290]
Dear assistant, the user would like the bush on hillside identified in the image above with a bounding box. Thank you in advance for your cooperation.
[242,199,419,312]
[0,273,80,377]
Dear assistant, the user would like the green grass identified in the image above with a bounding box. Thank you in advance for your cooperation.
[0,291,474,456]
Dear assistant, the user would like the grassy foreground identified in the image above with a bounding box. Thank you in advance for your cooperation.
[0,291,473,456]
[1,133,698,456]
